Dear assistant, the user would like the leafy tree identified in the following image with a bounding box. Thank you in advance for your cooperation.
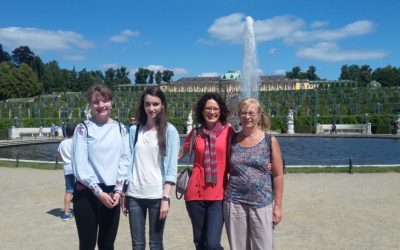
[148,70,154,84]
[104,68,116,88]
[13,63,42,97]
[0,44,11,63]
[162,70,174,83]
[135,68,148,84]
[286,66,301,79]
[43,60,62,93]
[0,61,17,100]
[306,65,319,81]
[30,56,45,84]
[155,70,162,84]
[11,46,35,67]
[372,65,400,87]
[115,67,130,86]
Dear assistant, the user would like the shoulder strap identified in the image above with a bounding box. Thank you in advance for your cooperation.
[81,120,89,137]
[187,127,198,165]
[265,133,272,159]
[134,124,140,146]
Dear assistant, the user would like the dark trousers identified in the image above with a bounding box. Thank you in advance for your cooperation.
[73,184,120,250]
[185,200,224,250]
[127,197,166,250]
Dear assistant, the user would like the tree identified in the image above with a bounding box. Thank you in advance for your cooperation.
[0,61,17,100]
[0,44,11,63]
[13,63,43,97]
[43,60,62,93]
[372,65,400,87]
[104,68,116,88]
[11,46,35,67]
[286,66,301,79]
[30,56,45,84]
[306,65,319,81]
[115,67,130,86]
[162,70,174,83]
[148,70,154,84]
[155,70,162,84]
[135,68,148,84]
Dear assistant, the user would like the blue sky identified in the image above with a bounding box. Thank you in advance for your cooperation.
[1,0,399,80]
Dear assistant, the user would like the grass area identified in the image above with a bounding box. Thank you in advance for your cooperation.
[1,160,399,173]
[0,159,62,170]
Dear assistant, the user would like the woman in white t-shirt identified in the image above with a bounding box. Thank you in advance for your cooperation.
[123,86,179,249]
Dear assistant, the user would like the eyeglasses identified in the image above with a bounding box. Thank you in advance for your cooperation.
[205,107,220,113]
[240,112,258,118]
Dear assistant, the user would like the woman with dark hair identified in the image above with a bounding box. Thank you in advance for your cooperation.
[123,86,180,249]
[179,92,234,250]
[72,84,130,250]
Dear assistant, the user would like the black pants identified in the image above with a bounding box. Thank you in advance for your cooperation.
[73,184,120,250]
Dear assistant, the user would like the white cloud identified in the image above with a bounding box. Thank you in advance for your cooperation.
[133,65,188,75]
[310,21,329,29]
[208,13,304,43]
[0,27,94,52]
[285,20,376,44]
[63,54,85,61]
[296,42,387,61]
[268,48,277,55]
[173,67,189,75]
[273,69,286,75]
[109,29,140,43]
[198,72,220,77]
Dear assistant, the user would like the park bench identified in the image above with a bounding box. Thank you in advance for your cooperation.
[316,124,371,134]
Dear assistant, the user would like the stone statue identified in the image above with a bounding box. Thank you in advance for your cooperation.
[84,104,92,120]
[287,109,295,134]
[186,110,193,134]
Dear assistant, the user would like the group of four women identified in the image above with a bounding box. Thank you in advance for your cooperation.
[72,84,283,250]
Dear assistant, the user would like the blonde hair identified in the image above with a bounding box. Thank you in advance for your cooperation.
[238,98,270,132]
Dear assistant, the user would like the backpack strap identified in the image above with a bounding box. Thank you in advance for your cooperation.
[81,120,89,138]
[134,124,140,146]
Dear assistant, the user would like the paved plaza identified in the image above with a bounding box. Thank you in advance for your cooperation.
[1,167,399,249]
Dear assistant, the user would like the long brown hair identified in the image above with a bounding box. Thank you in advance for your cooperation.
[137,86,168,156]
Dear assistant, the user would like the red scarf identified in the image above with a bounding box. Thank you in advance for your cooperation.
[201,121,223,184]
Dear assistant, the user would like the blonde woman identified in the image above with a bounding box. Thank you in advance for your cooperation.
[224,98,284,250]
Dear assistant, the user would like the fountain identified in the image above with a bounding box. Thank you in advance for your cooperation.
[239,16,260,100]
[227,16,260,131]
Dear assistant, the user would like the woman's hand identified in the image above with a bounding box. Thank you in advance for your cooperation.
[273,205,282,226]
[159,200,170,220]
[120,193,128,216]
[97,192,116,208]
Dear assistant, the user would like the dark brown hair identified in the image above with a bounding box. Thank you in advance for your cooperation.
[137,86,168,156]
[195,92,230,125]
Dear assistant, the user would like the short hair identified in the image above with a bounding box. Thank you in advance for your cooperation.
[66,124,76,137]
[86,84,113,103]
[238,98,270,132]
[194,93,230,125]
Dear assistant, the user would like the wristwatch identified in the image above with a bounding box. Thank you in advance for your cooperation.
[161,195,170,201]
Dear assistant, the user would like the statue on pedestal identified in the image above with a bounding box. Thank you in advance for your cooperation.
[84,104,92,120]
[186,111,193,134]
[287,109,295,134]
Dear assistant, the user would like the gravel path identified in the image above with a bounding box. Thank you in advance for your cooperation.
[1,167,399,249]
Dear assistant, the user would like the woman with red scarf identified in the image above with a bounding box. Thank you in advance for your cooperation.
[179,93,233,250]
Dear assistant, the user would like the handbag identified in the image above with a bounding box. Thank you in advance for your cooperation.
[175,127,198,200]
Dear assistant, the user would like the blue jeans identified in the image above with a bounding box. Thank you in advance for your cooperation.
[127,197,166,250]
[185,200,224,250]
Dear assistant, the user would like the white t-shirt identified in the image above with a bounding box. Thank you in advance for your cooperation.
[58,138,73,175]
[127,129,163,199]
